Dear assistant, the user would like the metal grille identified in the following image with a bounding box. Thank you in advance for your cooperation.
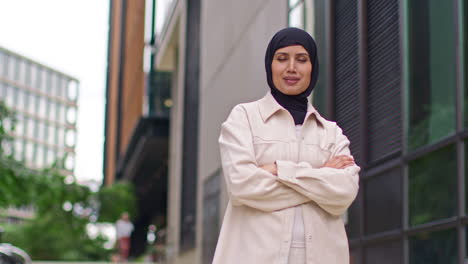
[334,0,361,164]
[367,0,401,164]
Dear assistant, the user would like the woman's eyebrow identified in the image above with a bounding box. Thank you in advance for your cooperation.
[274,52,309,57]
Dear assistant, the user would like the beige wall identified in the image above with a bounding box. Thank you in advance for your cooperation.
[197,0,288,263]
[159,0,288,263]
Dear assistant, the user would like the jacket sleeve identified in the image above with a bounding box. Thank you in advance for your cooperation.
[219,104,310,212]
[275,124,360,216]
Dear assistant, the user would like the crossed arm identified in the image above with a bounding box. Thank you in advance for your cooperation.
[219,105,360,215]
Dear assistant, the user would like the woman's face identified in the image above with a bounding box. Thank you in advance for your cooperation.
[271,45,312,95]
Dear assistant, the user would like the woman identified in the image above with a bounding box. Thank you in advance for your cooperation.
[213,28,360,264]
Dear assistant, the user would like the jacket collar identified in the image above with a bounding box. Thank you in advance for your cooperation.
[258,92,323,125]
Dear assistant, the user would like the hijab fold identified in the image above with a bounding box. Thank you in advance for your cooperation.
[265,27,319,125]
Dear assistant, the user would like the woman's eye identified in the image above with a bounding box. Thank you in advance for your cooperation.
[297,57,309,63]
[276,57,287,62]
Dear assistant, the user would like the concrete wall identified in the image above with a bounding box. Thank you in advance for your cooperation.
[198,0,288,183]
[196,0,288,262]
[159,0,288,263]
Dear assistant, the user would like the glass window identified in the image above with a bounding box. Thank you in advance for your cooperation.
[409,229,457,264]
[365,168,402,234]
[36,145,44,168]
[66,107,77,124]
[48,74,56,96]
[17,89,25,110]
[25,142,34,162]
[27,94,36,114]
[14,113,24,135]
[37,122,45,141]
[311,0,328,117]
[17,59,26,83]
[14,139,23,161]
[27,118,36,139]
[46,148,55,165]
[7,55,16,80]
[65,154,74,171]
[409,145,457,226]
[0,51,5,77]
[65,129,76,147]
[289,0,305,29]
[67,80,78,101]
[407,0,456,150]
[58,104,66,124]
[5,85,14,107]
[47,124,56,145]
[38,97,47,118]
[365,240,402,264]
[56,76,65,98]
[40,69,48,92]
[58,128,65,147]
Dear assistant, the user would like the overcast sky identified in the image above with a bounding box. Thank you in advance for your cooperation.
[0,0,109,183]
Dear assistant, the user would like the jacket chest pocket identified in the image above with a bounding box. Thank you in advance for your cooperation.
[252,137,290,165]
[300,143,332,168]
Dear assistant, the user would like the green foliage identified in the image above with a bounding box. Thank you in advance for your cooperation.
[0,101,137,261]
[97,182,136,222]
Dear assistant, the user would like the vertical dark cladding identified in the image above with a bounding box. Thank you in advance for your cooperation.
[116,0,127,174]
[367,0,401,163]
[334,0,361,164]
[180,0,201,251]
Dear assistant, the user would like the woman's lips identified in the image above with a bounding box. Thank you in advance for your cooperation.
[284,77,300,85]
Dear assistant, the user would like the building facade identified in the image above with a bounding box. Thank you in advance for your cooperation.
[105,0,468,263]
[0,46,79,175]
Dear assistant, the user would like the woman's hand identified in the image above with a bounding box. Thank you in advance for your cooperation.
[321,155,355,169]
[260,163,278,175]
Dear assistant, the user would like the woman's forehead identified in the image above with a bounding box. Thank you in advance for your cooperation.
[274,45,308,55]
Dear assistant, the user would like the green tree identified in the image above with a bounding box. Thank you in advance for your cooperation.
[0,101,136,261]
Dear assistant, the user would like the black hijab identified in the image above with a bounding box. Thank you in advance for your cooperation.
[265,27,319,125]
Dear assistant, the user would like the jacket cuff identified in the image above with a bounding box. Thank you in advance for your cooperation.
[276,160,297,183]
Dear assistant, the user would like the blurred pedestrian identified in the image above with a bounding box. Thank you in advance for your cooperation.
[213,27,360,264]
[115,212,133,261]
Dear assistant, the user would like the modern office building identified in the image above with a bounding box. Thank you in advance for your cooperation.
[105,0,468,263]
[0,46,79,176]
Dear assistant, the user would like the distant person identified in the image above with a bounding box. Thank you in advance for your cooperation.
[213,27,360,263]
[115,212,133,261]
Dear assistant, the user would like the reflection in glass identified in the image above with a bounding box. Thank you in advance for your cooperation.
[409,145,457,226]
[409,229,456,264]
[366,240,402,264]
[365,168,402,234]
[289,2,305,29]
[407,0,456,150]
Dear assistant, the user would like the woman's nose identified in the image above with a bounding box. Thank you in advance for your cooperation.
[287,60,296,72]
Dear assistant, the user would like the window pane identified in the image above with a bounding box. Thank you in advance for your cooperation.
[14,139,23,161]
[365,240,402,264]
[409,229,457,264]
[409,145,457,226]
[365,167,402,234]
[407,0,456,150]
[289,2,305,29]
[346,191,361,238]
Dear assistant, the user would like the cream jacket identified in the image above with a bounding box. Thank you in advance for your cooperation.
[213,92,360,264]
